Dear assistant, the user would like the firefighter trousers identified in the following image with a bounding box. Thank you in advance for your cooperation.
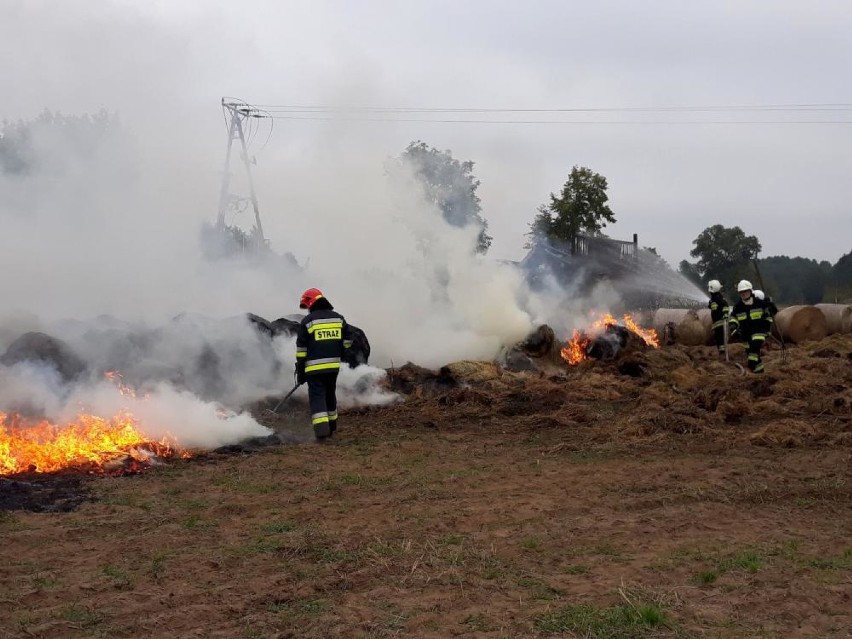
[712,325,726,353]
[747,335,765,373]
[307,372,339,438]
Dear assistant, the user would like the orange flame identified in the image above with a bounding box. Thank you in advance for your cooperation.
[561,329,592,365]
[0,372,186,476]
[622,315,660,349]
[592,313,618,330]
[104,370,147,399]
[0,412,183,475]
[560,313,659,366]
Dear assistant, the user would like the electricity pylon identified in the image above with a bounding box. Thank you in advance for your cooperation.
[216,98,266,250]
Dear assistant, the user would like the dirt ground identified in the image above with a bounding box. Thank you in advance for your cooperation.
[1,336,850,638]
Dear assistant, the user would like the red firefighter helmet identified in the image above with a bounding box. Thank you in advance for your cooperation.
[299,288,324,309]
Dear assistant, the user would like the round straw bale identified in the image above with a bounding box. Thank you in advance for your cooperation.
[652,308,710,346]
[815,304,852,335]
[774,305,828,344]
[652,308,689,332]
[439,361,501,385]
[696,308,718,345]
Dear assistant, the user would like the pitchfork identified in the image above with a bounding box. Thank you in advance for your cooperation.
[269,381,303,414]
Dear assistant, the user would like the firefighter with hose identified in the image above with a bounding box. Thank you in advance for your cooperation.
[707,279,735,356]
[295,288,353,440]
[730,280,773,374]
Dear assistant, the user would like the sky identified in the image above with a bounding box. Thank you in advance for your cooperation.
[1,0,850,267]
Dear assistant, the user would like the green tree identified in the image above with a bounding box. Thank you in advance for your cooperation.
[391,140,492,253]
[529,166,615,248]
[800,267,827,304]
[831,250,852,301]
[759,255,831,304]
[678,260,703,287]
[681,225,761,287]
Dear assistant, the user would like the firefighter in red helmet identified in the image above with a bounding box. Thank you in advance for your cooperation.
[295,288,353,440]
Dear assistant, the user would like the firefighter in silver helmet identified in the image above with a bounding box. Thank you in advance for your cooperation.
[730,280,773,373]
[706,279,735,355]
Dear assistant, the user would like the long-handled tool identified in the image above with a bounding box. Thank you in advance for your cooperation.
[752,258,788,364]
[271,381,302,414]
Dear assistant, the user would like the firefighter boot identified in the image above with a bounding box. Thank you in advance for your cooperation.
[313,422,331,439]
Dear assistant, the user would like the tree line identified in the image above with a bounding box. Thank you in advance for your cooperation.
[678,225,851,304]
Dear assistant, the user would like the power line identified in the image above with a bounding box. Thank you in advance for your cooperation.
[259,114,852,125]
[250,102,852,114]
[227,100,852,124]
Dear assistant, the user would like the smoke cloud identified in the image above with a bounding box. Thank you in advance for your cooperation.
[0,2,715,449]
[0,359,271,449]
[0,107,547,371]
[0,106,542,449]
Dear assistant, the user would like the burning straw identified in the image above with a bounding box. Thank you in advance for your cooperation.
[0,411,185,475]
[561,313,659,366]
[0,371,189,476]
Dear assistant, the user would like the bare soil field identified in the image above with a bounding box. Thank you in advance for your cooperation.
[1,336,851,638]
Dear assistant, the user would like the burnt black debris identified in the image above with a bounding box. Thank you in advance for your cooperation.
[520,325,555,358]
[0,474,93,513]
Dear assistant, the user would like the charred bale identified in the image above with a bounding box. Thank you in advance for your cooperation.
[192,344,226,400]
[501,324,565,372]
[588,331,624,361]
[343,324,371,368]
[502,350,538,372]
[520,325,555,358]
[268,315,369,368]
[246,313,275,338]
[388,362,443,395]
[270,317,300,337]
[586,324,648,361]
[617,354,649,377]
[0,332,86,382]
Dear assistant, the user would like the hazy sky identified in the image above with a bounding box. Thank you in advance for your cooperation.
[2,0,851,267]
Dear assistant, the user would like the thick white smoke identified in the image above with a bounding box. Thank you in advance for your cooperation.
[0,322,399,451]
[0,360,271,449]
[65,379,271,450]
[279,155,539,367]
[0,7,629,446]
[0,112,546,372]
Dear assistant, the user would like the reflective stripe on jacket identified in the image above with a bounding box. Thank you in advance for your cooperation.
[731,296,772,339]
[708,291,732,329]
[296,308,353,376]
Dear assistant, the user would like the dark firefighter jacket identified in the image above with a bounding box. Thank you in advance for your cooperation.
[708,292,732,330]
[764,297,779,317]
[731,296,773,341]
[296,302,353,376]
